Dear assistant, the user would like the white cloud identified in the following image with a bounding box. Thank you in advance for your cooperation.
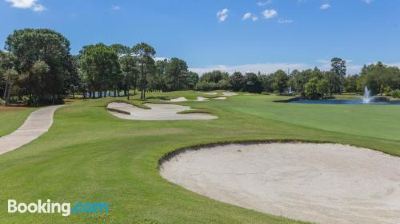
[263,9,278,19]
[189,60,400,75]
[242,12,258,21]
[190,63,309,75]
[363,0,374,4]
[217,8,229,22]
[278,18,294,24]
[257,0,272,7]
[111,5,121,10]
[320,3,331,10]
[5,0,46,12]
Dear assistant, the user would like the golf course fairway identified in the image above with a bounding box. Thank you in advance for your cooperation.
[1,92,400,224]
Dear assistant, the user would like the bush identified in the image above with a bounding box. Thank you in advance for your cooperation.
[391,89,400,98]
[217,79,231,90]
[195,81,218,91]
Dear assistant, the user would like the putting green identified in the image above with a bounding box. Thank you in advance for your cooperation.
[0,92,399,224]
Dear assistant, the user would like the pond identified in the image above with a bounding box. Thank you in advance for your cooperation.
[289,98,400,105]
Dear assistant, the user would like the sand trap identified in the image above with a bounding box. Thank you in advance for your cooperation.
[204,92,218,95]
[170,97,188,102]
[222,91,238,97]
[107,102,217,121]
[196,97,209,102]
[161,143,400,224]
[0,105,62,155]
[215,97,227,100]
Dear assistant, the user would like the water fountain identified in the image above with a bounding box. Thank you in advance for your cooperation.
[362,86,372,104]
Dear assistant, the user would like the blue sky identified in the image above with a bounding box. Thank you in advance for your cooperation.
[0,0,399,74]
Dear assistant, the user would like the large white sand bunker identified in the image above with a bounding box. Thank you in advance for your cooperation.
[107,102,217,121]
[160,143,400,224]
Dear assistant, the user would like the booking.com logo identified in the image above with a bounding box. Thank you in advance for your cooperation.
[8,199,109,217]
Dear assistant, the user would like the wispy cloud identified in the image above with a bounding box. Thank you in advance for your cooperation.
[257,0,272,7]
[217,8,229,22]
[5,0,46,12]
[263,9,278,19]
[190,63,309,75]
[189,59,395,75]
[320,3,331,10]
[111,5,121,11]
[278,18,294,24]
[362,0,374,4]
[242,12,258,21]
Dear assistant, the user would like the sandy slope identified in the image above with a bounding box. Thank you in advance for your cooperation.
[161,143,400,224]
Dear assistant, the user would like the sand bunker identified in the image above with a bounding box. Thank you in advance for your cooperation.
[170,97,188,102]
[107,102,217,121]
[222,91,238,96]
[161,143,400,224]
[0,105,62,155]
[196,97,209,102]
[215,97,227,100]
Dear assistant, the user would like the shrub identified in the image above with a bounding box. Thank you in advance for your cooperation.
[392,89,400,98]
[195,81,218,91]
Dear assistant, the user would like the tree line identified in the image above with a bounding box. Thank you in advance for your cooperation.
[1,28,400,106]
[0,28,198,105]
[196,58,400,99]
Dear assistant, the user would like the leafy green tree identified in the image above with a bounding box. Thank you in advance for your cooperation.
[200,70,229,83]
[243,73,263,93]
[344,75,360,93]
[258,74,273,93]
[119,54,138,99]
[132,43,156,100]
[271,70,289,94]
[1,69,18,105]
[330,57,346,94]
[111,44,132,56]
[304,77,329,99]
[79,44,121,98]
[165,58,189,91]
[6,28,76,105]
[229,72,245,91]
[186,72,199,90]
[0,51,17,105]
[359,62,400,95]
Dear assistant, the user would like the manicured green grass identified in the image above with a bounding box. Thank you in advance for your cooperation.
[0,91,399,224]
[0,106,35,137]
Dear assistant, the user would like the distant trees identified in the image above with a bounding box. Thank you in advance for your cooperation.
[271,70,289,94]
[196,70,230,91]
[2,28,400,105]
[229,72,245,91]
[243,73,263,93]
